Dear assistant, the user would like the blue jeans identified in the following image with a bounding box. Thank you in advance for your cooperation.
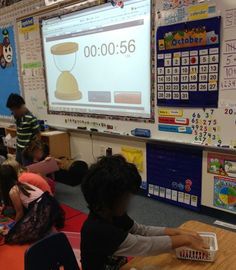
[16,148,23,165]
[16,148,30,166]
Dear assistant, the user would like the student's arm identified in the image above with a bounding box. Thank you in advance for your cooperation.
[114,233,208,257]
[130,222,199,238]
[44,156,62,165]
[129,222,166,236]
[9,187,24,222]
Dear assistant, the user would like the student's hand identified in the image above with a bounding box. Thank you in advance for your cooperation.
[176,228,201,238]
[165,228,200,238]
[44,156,52,162]
[187,234,209,251]
[55,158,62,165]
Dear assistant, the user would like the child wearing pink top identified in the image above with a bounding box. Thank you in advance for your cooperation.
[19,172,52,195]
[0,165,64,244]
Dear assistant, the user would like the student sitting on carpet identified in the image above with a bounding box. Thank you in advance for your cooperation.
[22,139,50,165]
[0,165,64,244]
[2,156,54,194]
[24,139,88,186]
[81,155,209,270]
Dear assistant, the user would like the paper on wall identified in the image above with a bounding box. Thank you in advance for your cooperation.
[121,147,144,172]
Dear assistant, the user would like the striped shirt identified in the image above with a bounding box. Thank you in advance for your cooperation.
[16,111,40,150]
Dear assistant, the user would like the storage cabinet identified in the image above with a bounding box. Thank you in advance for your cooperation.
[3,127,71,159]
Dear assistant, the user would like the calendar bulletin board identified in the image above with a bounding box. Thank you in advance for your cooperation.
[156,17,221,108]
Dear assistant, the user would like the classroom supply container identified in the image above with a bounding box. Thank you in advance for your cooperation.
[176,232,218,262]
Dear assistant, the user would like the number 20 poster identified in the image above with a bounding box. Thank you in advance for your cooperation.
[156,17,221,108]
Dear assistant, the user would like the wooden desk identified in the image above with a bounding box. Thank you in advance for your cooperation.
[121,221,236,270]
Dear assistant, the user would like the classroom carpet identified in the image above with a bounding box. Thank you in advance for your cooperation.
[0,204,85,270]
[55,183,216,228]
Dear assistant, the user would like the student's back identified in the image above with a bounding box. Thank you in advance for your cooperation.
[81,155,208,270]
[19,172,52,195]
[81,212,133,270]
[13,183,43,208]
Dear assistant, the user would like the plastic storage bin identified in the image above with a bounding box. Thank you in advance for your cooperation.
[176,232,218,262]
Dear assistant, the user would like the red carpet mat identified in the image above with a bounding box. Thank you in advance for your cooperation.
[0,204,87,270]
[61,203,88,232]
[61,203,86,220]
[62,213,88,232]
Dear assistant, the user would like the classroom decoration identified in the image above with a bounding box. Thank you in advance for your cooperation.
[162,0,198,10]
[221,9,236,91]
[159,0,217,30]
[202,151,236,215]
[156,17,221,107]
[191,109,221,145]
[18,16,46,118]
[147,143,202,211]
[0,25,20,117]
[208,152,236,178]
[121,147,143,172]
[158,108,192,134]
[214,176,236,212]
[110,0,124,8]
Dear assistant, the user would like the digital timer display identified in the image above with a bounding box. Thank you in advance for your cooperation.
[84,40,136,57]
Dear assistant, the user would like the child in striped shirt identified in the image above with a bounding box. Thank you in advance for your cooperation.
[6,93,40,165]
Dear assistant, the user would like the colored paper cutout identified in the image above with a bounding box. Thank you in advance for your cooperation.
[158,116,189,125]
[121,147,143,172]
[158,109,183,117]
[188,4,210,21]
[158,124,192,134]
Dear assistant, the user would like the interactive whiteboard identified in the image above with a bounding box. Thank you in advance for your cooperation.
[41,0,152,119]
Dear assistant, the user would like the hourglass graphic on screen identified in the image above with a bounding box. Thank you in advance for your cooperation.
[51,42,82,100]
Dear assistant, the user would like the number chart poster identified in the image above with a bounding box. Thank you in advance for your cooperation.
[0,26,21,116]
[156,17,221,107]
[214,176,236,213]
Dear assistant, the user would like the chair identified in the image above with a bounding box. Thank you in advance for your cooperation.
[24,232,80,270]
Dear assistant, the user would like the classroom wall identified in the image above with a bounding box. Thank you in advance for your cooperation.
[15,0,236,148]
[69,132,147,182]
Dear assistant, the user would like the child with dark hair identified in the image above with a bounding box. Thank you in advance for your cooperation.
[6,93,40,165]
[24,139,88,186]
[2,156,53,195]
[22,139,49,165]
[0,164,65,244]
[81,155,208,270]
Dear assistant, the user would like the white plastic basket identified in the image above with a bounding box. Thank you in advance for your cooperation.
[176,232,218,262]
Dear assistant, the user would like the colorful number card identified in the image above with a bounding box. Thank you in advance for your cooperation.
[156,17,221,108]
